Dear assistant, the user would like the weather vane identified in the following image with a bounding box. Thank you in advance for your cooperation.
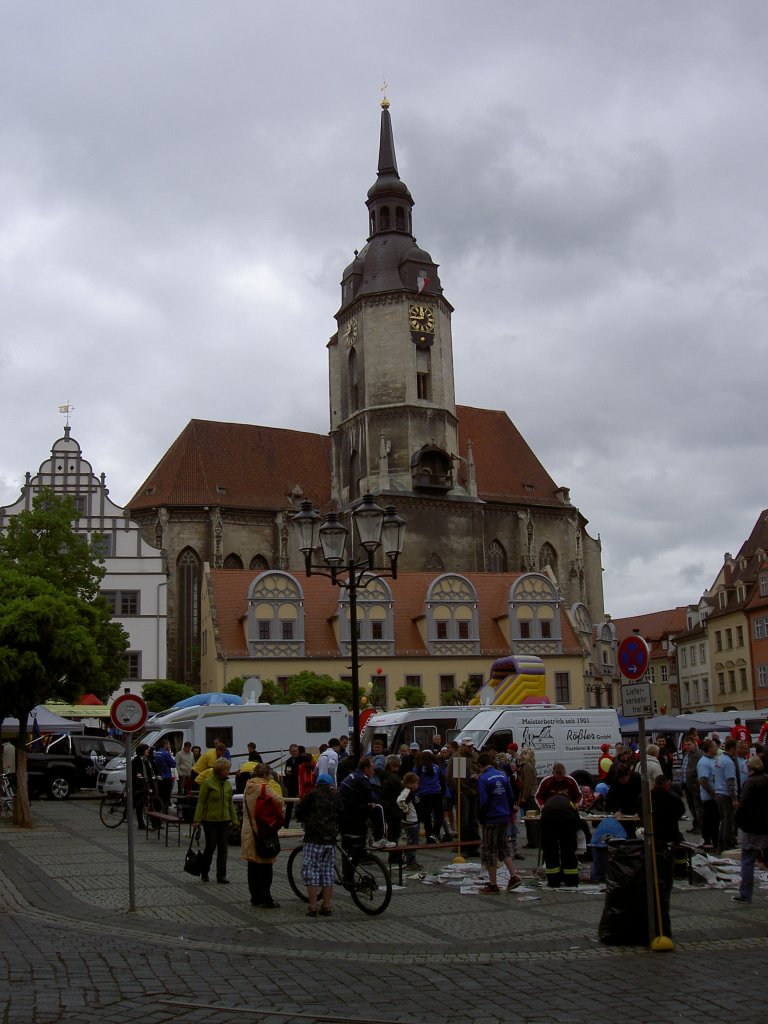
[381,78,389,109]
[58,402,75,427]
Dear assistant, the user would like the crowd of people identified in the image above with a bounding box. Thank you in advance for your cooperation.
[128,718,768,912]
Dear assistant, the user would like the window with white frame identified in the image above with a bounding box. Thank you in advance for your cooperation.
[699,643,706,664]
[661,664,668,683]
[740,667,748,691]
[760,575,768,598]
[702,677,710,702]
[426,574,480,655]
[339,575,394,653]
[758,665,768,689]
[247,572,305,656]
[754,617,768,640]
[510,574,563,650]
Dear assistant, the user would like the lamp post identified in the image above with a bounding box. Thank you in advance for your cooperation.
[291,494,405,762]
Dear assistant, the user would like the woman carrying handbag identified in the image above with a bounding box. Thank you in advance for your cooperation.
[242,762,285,909]
[192,758,238,884]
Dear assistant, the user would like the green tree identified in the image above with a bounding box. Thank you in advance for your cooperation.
[224,676,245,696]
[0,489,106,601]
[285,671,351,706]
[394,685,427,709]
[448,679,482,705]
[0,491,127,826]
[258,679,287,704]
[142,679,195,713]
[0,567,128,826]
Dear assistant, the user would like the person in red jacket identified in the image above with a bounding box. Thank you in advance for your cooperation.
[597,744,614,780]
[535,763,582,808]
[731,718,751,746]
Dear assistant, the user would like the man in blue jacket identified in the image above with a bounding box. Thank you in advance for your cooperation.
[477,752,522,894]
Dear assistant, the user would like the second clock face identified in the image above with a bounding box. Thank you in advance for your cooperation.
[408,304,435,333]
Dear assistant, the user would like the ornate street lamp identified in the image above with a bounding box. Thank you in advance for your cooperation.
[292,494,405,761]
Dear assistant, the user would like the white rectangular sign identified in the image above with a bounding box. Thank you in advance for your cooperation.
[621,681,653,718]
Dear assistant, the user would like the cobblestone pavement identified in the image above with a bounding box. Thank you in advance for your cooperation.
[1,797,766,1024]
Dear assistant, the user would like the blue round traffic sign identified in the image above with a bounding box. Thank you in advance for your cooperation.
[617,635,650,680]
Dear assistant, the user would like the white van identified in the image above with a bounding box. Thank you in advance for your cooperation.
[455,706,621,786]
[361,707,483,755]
[140,701,349,772]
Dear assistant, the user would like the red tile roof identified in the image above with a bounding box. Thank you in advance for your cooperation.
[456,406,561,504]
[128,406,564,514]
[128,419,333,512]
[611,607,688,644]
[209,569,583,660]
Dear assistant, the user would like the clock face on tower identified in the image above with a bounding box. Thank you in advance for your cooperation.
[409,304,435,346]
[344,317,358,346]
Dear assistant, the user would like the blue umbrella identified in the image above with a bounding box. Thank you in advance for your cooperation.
[171,693,243,709]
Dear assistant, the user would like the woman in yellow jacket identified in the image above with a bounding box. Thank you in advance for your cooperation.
[242,762,284,909]
[193,758,238,884]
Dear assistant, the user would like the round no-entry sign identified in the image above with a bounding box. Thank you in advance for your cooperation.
[618,635,650,680]
[110,693,148,733]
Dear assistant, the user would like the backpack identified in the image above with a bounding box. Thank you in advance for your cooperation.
[253,783,285,830]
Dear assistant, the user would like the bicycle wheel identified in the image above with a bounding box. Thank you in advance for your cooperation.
[99,794,127,829]
[286,845,309,902]
[349,851,392,915]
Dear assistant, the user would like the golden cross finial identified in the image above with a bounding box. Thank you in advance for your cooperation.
[381,79,390,109]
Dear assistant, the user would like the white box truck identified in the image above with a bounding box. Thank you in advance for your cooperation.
[457,706,621,785]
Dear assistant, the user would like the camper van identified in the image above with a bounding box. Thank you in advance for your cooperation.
[361,707,485,756]
[456,706,621,785]
[139,701,349,770]
[97,700,350,795]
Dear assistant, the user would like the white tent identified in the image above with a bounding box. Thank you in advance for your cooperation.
[1,705,84,736]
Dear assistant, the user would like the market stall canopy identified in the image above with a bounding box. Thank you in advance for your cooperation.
[1,705,84,735]
[45,702,111,719]
[171,693,243,710]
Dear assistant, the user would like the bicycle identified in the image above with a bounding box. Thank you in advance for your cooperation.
[99,784,164,829]
[286,840,392,915]
[1,773,14,818]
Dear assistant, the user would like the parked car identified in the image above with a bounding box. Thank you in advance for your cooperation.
[97,756,127,796]
[27,734,125,799]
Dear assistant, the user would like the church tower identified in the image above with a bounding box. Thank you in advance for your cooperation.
[329,97,463,507]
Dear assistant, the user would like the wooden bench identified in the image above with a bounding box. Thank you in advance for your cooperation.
[146,810,183,847]
[384,839,481,885]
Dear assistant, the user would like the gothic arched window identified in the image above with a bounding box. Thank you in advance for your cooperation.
[223,553,243,570]
[539,542,559,582]
[249,554,269,571]
[395,206,405,230]
[380,206,390,230]
[488,539,507,573]
[177,548,201,686]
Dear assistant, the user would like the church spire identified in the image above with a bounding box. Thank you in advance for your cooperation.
[366,97,413,234]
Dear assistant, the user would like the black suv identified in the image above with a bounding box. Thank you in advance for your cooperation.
[27,734,125,800]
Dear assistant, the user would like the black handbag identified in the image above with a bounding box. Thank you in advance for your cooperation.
[183,829,204,876]
[255,829,281,859]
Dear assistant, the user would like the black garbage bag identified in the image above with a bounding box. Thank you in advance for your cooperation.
[598,838,673,946]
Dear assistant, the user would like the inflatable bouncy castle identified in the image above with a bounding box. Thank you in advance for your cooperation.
[469,655,548,706]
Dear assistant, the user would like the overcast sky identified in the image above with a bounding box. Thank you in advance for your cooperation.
[1,1,766,618]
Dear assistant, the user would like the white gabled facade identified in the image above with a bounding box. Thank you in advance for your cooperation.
[0,426,167,699]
